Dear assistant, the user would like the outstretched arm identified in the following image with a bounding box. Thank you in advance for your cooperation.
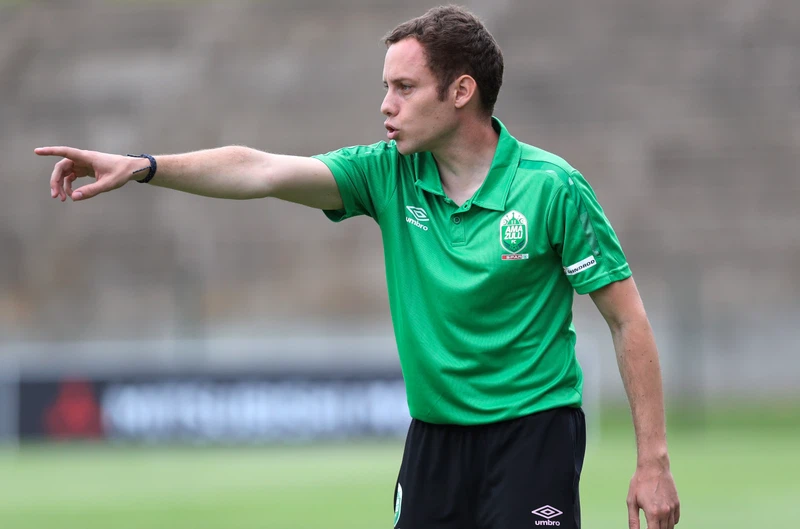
[590,276,681,529]
[35,145,342,210]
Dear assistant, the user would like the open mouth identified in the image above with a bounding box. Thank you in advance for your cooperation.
[385,124,399,140]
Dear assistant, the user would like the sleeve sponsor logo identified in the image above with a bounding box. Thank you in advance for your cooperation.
[564,256,597,276]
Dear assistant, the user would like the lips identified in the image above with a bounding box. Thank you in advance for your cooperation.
[385,123,399,140]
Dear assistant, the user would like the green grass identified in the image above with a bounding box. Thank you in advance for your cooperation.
[0,417,798,529]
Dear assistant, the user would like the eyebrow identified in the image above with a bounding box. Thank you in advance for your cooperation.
[383,77,415,87]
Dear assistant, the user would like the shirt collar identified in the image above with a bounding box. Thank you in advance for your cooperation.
[414,117,521,212]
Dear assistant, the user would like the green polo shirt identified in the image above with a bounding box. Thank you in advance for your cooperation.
[313,118,631,425]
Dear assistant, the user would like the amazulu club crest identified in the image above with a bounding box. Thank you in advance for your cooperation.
[500,210,529,258]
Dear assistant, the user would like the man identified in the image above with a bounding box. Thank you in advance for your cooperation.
[37,5,679,529]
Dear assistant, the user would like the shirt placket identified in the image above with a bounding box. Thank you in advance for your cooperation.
[446,199,472,247]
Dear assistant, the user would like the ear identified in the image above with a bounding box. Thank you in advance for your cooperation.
[452,75,478,109]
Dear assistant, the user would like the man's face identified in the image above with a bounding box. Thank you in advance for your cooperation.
[381,38,457,155]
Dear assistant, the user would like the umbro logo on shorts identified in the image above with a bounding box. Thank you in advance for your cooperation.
[532,505,563,526]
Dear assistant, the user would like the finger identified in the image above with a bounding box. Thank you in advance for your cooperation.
[644,511,662,529]
[64,173,77,198]
[50,158,73,201]
[666,511,676,529]
[73,164,93,179]
[50,160,63,199]
[628,500,640,529]
[674,503,680,524]
[35,146,91,162]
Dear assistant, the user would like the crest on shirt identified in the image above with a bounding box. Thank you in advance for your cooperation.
[500,210,529,260]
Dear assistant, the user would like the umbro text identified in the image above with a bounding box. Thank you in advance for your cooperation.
[406,217,429,231]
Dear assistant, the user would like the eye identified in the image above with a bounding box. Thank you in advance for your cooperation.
[400,84,412,93]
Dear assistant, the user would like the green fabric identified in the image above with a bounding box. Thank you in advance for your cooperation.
[313,118,631,425]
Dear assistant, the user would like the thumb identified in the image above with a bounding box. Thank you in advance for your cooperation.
[72,180,112,201]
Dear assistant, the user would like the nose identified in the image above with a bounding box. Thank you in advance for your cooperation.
[381,91,395,117]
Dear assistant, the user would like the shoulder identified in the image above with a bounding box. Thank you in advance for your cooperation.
[515,142,581,194]
[316,140,398,160]
[316,141,421,172]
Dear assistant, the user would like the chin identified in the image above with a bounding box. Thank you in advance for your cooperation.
[394,140,424,156]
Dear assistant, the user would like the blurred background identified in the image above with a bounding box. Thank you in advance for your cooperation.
[1,0,798,528]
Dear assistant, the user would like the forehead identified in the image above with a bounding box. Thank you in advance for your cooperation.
[383,38,432,81]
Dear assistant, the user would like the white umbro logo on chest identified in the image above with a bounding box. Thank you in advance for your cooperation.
[406,206,430,221]
[405,206,430,231]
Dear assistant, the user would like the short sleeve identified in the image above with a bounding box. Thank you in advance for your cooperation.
[312,141,399,223]
[546,170,632,294]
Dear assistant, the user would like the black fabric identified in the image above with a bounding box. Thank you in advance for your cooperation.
[394,407,586,529]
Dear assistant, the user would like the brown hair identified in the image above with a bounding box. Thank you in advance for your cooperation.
[384,5,504,116]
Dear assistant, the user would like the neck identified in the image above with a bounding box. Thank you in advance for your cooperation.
[431,116,499,205]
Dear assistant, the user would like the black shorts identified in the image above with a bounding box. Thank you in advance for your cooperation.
[393,406,586,529]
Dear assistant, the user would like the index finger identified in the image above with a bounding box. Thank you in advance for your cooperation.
[34,146,89,162]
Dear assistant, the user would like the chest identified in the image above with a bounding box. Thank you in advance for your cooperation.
[381,183,560,290]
